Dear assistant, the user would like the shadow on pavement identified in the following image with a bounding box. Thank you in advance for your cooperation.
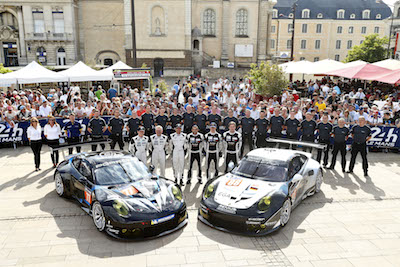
[0,168,53,192]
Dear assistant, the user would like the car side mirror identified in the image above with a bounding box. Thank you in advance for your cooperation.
[308,170,314,176]
[149,165,155,173]
[292,174,302,183]
[227,162,235,172]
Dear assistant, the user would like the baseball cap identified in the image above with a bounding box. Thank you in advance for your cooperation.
[175,124,182,129]
[138,126,145,131]
[210,122,217,128]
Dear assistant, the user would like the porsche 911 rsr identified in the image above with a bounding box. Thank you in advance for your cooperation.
[54,151,187,239]
[198,148,323,236]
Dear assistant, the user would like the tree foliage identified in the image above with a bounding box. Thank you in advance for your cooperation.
[345,34,389,63]
[0,63,12,74]
[246,62,288,97]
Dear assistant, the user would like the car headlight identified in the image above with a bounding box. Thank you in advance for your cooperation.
[258,196,271,212]
[204,183,215,199]
[113,199,129,217]
[171,185,183,201]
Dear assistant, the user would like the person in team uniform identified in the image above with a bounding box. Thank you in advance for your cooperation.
[194,106,207,134]
[207,106,222,132]
[87,109,107,151]
[347,117,371,176]
[300,112,317,152]
[240,109,255,156]
[223,122,242,172]
[108,110,125,150]
[142,106,154,137]
[169,108,183,131]
[204,122,223,179]
[186,125,204,184]
[183,105,195,134]
[129,126,149,164]
[327,118,349,172]
[149,126,169,176]
[223,109,238,133]
[64,113,83,155]
[285,109,300,141]
[169,124,187,185]
[269,108,285,147]
[255,110,269,148]
[155,107,168,130]
[127,112,141,139]
[316,114,333,166]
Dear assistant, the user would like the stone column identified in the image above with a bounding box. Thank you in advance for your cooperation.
[17,6,27,64]
[185,0,192,51]
[221,0,230,66]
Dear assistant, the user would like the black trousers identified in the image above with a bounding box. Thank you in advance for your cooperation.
[349,142,368,173]
[268,132,282,147]
[47,139,59,165]
[302,135,315,152]
[206,152,218,178]
[110,134,124,150]
[188,152,201,179]
[255,133,268,148]
[67,137,81,155]
[30,140,42,169]
[184,126,191,134]
[241,133,253,156]
[330,142,346,170]
[284,133,298,149]
[317,139,330,166]
[91,136,105,151]
[225,152,238,173]
[144,127,153,137]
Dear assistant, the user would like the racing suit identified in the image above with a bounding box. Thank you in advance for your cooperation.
[169,132,187,183]
[186,132,204,182]
[223,131,242,173]
[129,135,149,164]
[149,134,168,176]
[204,132,223,179]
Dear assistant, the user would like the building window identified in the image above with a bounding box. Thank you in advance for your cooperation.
[288,24,293,33]
[302,24,307,33]
[287,39,292,49]
[376,14,381,19]
[314,57,319,62]
[57,47,66,66]
[316,24,322,33]
[288,13,293,18]
[0,12,18,28]
[302,9,310,19]
[315,40,321,49]
[350,14,356,19]
[317,13,323,19]
[361,26,366,34]
[236,9,248,37]
[271,25,276,33]
[301,40,307,49]
[270,39,275,49]
[203,9,216,36]
[349,26,354,34]
[32,9,45,34]
[300,57,305,61]
[347,40,353,49]
[374,27,379,33]
[337,9,345,19]
[273,9,278,19]
[335,54,340,61]
[337,26,342,34]
[52,11,64,34]
[363,10,370,19]
[36,46,46,64]
[336,40,341,49]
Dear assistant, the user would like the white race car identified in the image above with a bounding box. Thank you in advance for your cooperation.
[198,147,323,236]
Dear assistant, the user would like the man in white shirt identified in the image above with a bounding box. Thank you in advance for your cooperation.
[39,102,52,117]
[224,90,236,109]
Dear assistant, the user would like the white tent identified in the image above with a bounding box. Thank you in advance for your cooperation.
[0,61,67,85]
[342,60,367,68]
[279,60,313,74]
[372,59,400,70]
[59,61,112,82]
[305,59,346,75]
[97,61,133,77]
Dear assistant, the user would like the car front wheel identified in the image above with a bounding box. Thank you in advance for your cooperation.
[55,172,67,197]
[280,199,292,227]
[92,202,106,232]
[315,170,323,193]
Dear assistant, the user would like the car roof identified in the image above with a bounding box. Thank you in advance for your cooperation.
[79,151,133,167]
[246,148,311,162]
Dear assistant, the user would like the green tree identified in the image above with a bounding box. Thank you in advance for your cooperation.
[0,63,12,74]
[246,62,288,97]
[345,34,388,63]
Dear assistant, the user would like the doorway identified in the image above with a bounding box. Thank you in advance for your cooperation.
[3,42,18,67]
[154,58,164,77]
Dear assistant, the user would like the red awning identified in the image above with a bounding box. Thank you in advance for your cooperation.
[326,63,392,80]
[366,69,400,84]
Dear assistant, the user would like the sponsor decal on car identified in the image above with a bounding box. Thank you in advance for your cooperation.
[249,185,258,191]
[84,188,92,204]
[216,204,237,214]
[151,214,175,225]
[119,186,139,196]
[226,178,242,187]
[218,192,231,198]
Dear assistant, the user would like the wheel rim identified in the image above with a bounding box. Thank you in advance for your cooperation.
[281,200,291,226]
[55,173,64,196]
[316,172,323,192]
[93,203,105,231]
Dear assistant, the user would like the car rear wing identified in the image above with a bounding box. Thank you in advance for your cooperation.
[51,139,112,158]
[267,138,327,151]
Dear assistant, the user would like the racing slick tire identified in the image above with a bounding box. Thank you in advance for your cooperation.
[54,171,68,198]
[280,198,292,227]
[315,170,323,193]
[92,202,106,232]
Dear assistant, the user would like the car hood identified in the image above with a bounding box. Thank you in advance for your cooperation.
[213,173,286,209]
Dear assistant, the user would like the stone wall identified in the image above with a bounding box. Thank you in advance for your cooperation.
[200,67,251,79]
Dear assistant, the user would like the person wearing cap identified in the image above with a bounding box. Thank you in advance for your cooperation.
[150,125,169,176]
[142,105,154,137]
[88,109,107,151]
[300,112,317,151]
[327,118,349,172]
[255,110,269,148]
[59,104,72,118]
[316,114,333,166]
[169,124,187,185]
[63,113,83,155]
[223,121,242,172]
[129,126,149,164]
[108,109,125,150]
[347,117,371,177]
[240,109,255,156]
[17,106,31,121]
[205,122,223,179]
[186,125,204,184]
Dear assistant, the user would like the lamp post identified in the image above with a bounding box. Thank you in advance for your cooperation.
[280,1,297,81]
[131,0,137,67]
[387,13,395,59]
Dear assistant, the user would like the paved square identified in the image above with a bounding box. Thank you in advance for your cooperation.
[1,145,400,267]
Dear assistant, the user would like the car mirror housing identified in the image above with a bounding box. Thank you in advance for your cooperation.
[308,170,314,176]
[227,162,235,172]
[292,173,302,183]
[149,165,155,173]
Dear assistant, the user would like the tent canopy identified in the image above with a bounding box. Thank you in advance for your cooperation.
[342,60,367,68]
[326,63,392,80]
[371,59,400,70]
[59,61,112,82]
[0,61,67,84]
[279,60,313,74]
[367,69,400,84]
[305,59,345,75]
[97,61,133,76]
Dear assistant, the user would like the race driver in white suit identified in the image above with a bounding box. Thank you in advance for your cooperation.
[150,125,169,176]
[128,126,149,164]
[169,124,187,185]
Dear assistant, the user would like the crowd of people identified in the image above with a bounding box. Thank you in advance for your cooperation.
[1,75,400,181]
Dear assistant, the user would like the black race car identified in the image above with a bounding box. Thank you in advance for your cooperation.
[54,151,187,239]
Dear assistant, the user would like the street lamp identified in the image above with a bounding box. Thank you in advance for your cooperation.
[280,1,298,82]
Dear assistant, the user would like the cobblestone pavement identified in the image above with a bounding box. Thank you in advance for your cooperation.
[1,145,400,267]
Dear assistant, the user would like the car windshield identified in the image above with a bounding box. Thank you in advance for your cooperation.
[94,157,152,185]
[232,157,288,182]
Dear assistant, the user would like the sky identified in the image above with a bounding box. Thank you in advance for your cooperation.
[383,0,397,9]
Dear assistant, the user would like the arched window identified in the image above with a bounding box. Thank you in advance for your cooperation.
[317,13,323,19]
[272,9,278,19]
[193,40,200,50]
[36,46,46,64]
[302,9,310,19]
[203,9,216,36]
[337,9,345,19]
[0,12,18,28]
[236,9,248,37]
[57,47,66,66]
[363,10,370,19]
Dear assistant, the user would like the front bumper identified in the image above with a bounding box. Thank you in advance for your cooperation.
[198,203,282,236]
[105,207,188,240]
